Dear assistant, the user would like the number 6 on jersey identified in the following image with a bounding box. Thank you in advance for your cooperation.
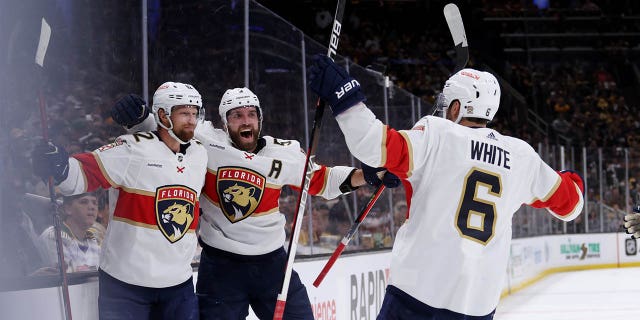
[455,168,502,244]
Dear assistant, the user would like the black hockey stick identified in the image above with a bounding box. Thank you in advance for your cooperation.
[273,0,347,318]
[444,3,468,73]
[313,184,385,287]
[36,18,73,320]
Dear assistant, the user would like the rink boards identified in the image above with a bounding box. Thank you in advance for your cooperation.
[2,232,640,320]
[504,232,640,297]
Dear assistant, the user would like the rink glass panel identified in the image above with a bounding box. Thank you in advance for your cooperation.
[1,0,140,283]
[3,0,630,289]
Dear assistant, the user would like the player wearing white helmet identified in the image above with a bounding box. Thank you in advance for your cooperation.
[308,55,584,319]
[438,68,500,123]
[218,87,262,125]
[415,68,501,130]
[217,87,263,150]
[109,86,400,319]
[151,82,204,144]
[32,81,208,320]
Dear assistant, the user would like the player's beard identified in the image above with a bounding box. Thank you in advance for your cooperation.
[173,126,195,142]
[228,124,260,152]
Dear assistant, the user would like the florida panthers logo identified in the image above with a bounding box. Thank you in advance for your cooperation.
[156,185,198,243]
[217,167,265,223]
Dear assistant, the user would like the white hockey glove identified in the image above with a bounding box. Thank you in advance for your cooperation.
[624,206,640,239]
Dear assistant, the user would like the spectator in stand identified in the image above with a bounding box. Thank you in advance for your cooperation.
[629,177,640,203]
[298,202,337,253]
[595,66,616,90]
[38,192,101,272]
[327,196,353,237]
[553,96,571,115]
[359,205,392,249]
[551,113,572,137]
[392,201,407,236]
[89,190,109,245]
[280,194,298,240]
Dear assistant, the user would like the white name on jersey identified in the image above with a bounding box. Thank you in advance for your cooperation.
[470,139,511,169]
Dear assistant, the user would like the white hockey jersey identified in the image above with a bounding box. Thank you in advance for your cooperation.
[130,118,355,255]
[58,132,207,288]
[38,223,101,272]
[194,122,354,255]
[336,103,584,316]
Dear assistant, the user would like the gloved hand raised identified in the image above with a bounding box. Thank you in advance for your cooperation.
[32,141,70,185]
[361,163,401,188]
[111,94,150,127]
[308,54,366,115]
[624,206,640,239]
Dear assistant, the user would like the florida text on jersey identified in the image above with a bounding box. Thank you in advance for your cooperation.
[195,122,355,256]
[57,132,207,288]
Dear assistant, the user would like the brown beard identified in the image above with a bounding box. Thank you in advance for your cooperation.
[228,126,260,152]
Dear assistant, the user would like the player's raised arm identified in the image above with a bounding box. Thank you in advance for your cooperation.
[308,54,412,177]
[32,140,114,195]
[32,136,132,196]
[32,95,154,196]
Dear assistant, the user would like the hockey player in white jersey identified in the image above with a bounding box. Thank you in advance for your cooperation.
[33,82,207,320]
[111,87,399,319]
[308,55,585,319]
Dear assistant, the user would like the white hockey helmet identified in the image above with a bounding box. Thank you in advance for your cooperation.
[152,81,203,144]
[218,87,262,127]
[437,68,501,123]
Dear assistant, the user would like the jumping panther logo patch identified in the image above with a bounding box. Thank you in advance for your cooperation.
[216,167,265,223]
[155,185,198,243]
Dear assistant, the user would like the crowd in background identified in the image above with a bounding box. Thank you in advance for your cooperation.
[4,0,640,279]
[308,0,640,213]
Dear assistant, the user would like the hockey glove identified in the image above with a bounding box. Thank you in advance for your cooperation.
[625,206,640,239]
[362,163,401,188]
[111,94,150,127]
[558,170,585,196]
[308,54,366,115]
[32,141,70,185]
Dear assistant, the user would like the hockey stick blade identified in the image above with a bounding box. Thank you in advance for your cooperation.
[444,3,468,73]
[35,18,51,67]
[313,185,386,287]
